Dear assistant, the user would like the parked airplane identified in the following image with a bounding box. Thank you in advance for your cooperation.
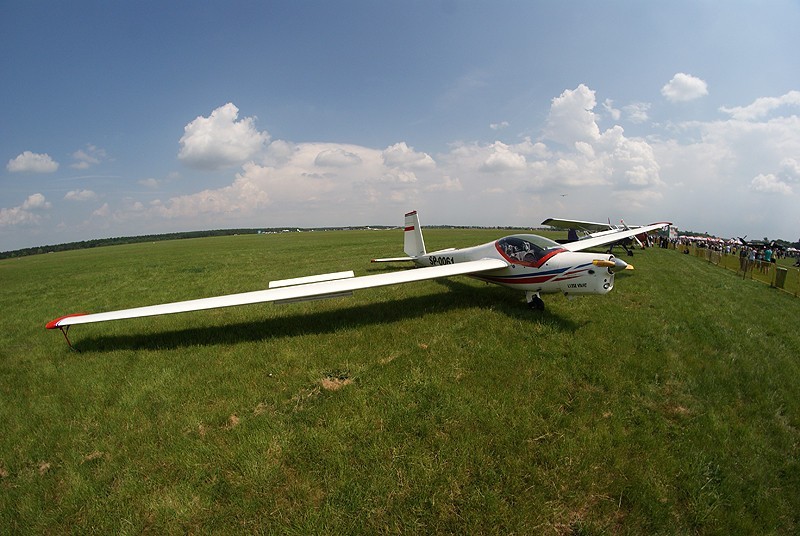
[47,211,670,348]
[542,217,657,256]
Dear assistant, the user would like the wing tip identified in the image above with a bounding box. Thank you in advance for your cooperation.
[46,313,89,330]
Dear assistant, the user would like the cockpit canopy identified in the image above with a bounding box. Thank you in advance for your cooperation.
[496,234,562,263]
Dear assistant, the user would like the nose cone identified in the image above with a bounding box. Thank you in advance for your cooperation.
[613,257,633,272]
[592,257,634,272]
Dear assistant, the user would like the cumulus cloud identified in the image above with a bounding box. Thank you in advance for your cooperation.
[661,73,708,102]
[0,193,52,227]
[490,121,510,131]
[96,86,800,239]
[537,86,661,190]
[750,173,792,195]
[138,178,160,189]
[382,142,435,170]
[314,148,362,167]
[71,144,107,170]
[781,158,800,179]
[602,99,621,121]
[92,203,111,218]
[544,84,601,145]
[719,90,800,121]
[624,102,651,124]
[479,141,527,172]
[6,151,59,173]
[178,103,270,170]
[65,189,98,201]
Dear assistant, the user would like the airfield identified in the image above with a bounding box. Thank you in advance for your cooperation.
[2,228,798,533]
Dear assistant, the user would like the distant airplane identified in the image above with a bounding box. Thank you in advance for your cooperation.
[542,217,659,256]
[47,211,670,348]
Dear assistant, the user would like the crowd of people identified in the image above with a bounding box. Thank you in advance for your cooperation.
[672,236,800,271]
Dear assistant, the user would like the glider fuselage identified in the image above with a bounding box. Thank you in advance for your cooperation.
[413,233,617,297]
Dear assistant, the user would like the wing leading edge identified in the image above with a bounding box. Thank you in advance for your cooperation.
[561,222,671,252]
[46,258,509,329]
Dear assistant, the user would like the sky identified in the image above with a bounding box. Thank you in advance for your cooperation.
[2,1,799,251]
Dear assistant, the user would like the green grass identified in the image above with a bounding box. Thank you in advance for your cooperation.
[684,245,800,296]
[1,230,798,534]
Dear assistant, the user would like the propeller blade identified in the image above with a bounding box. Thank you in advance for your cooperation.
[593,258,633,272]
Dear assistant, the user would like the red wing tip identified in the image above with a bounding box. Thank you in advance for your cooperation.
[46,313,89,330]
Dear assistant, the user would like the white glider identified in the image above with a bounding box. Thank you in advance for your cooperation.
[47,211,670,347]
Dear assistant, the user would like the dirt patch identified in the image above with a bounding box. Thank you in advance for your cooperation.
[226,414,240,429]
[321,377,353,391]
[379,354,397,365]
[82,451,104,464]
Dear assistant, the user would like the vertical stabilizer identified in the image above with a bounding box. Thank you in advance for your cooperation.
[403,210,427,258]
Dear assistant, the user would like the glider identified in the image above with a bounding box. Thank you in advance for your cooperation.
[47,211,670,348]
[542,217,664,256]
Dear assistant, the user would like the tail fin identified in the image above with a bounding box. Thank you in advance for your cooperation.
[403,210,427,258]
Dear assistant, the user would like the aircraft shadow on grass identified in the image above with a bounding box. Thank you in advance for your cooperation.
[73,284,583,353]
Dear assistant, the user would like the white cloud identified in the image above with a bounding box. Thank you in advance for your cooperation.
[178,103,270,170]
[71,144,107,170]
[602,99,621,121]
[0,193,52,227]
[480,141,527,172]
[138,178,160,189]
[22,193,50,210]
[82,86,800,242]
[314,148,362,168]
[382,142,435,170]
[490,121,510,131]
[781,158,800,180]
[719,90,800,121]
[750,173,792,195]
[424,175,462,192]
[92,203,111,218]
[661,73,708,102]
[544,84,601,145]
[6,151,59,173]
[65,189,98,201]
[624,102,651,124]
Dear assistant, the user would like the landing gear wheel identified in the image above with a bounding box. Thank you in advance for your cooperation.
[528,296,545,311]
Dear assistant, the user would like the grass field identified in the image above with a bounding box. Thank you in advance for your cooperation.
[1,229,798,534]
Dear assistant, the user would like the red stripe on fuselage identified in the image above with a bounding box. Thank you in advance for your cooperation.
[474,273,558,286]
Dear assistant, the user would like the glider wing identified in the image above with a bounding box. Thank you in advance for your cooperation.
[46,258,509,329]
[561,222,671,252]
[541,218,614,233]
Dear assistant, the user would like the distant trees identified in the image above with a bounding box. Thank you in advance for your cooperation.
[0,229,263,259]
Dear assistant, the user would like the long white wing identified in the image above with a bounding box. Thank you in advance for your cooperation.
[47,258,509,329]
[562,222,671,252]
[541,218,614,233]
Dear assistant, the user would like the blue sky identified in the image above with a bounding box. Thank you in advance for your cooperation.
[2,1,799,250]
